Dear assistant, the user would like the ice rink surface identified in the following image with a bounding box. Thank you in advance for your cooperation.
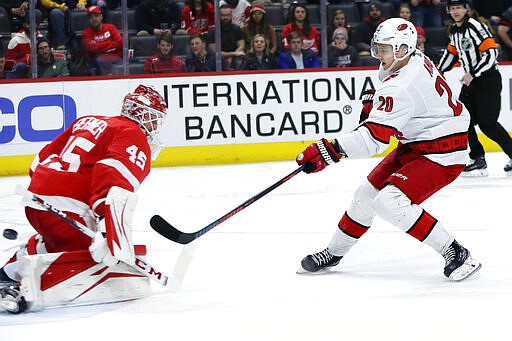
[1,153,511,341]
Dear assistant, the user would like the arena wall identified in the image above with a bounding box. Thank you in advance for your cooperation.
[1,66,511,176]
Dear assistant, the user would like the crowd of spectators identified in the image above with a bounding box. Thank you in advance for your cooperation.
[1,0,512,79]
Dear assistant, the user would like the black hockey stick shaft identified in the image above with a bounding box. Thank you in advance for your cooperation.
[150,164,305,244]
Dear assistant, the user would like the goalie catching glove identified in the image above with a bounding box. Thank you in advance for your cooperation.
[296,138,346,173]
[359,88,375,123]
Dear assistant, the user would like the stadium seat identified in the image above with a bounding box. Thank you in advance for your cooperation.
[305,4,320,25]
[265,5,285,29]
[112,63,144,75]
[69,12,89,36]
[0,9,11,36]
[107,10,137,36]
[424,26,449,63]
[424,26,449,49]
[129,35,157,60]
[173,34,191,58]
[359,54,380,67]
[275,27,284,53]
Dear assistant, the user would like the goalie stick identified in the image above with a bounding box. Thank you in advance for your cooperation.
[150,164,305,244]
[15,185,169,286]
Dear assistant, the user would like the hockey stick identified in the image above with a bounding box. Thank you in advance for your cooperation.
[150,164,305,244]
[15,185,169,286]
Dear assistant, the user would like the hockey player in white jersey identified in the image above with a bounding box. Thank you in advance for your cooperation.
[296,18,481,281]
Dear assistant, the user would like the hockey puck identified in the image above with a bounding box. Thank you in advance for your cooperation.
[3,228,18,240]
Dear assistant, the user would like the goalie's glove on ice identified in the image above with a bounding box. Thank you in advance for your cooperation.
[89,232,119,266]
[359,88,375,123]
[296,138,345,173]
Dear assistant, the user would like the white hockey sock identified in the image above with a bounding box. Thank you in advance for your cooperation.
[327,229,358,256]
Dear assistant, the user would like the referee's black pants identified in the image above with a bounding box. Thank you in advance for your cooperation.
[459,68,512,160]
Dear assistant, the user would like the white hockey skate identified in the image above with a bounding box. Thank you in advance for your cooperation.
[443,240,482,281]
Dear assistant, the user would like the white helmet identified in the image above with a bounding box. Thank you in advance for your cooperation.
[371,18,417,60]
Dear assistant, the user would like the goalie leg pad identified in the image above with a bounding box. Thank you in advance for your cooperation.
[104,186,138,265]
[20,247,150,311]
[2,234,47,282]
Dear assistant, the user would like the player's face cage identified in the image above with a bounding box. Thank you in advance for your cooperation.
[121,99,167,136]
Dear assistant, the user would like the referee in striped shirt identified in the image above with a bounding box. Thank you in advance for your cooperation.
[439,0,512,177]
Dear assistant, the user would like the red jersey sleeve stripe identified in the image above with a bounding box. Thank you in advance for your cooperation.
[363,122,399,144]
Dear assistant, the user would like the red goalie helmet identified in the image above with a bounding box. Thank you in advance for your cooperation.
[121,85,168,136]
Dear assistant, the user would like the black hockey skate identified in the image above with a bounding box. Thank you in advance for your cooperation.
[0,282,27,314]
[504,159,512,176]
[298,248,342,273]
[461,156,488,177]
[443,240,481,281]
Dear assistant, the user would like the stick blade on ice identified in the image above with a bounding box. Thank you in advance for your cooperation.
[150,215,195,244]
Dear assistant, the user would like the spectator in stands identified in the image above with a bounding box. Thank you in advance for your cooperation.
[186,34,228,72]
[32,36,70,78]
[277,31,320,69]
[416,26,426,53]
[177,0,214,35]
[498,6,512,60]
[0,45,6,79]
[0,1,42,32]
[40,0,87,50]
[242,4,278,55]
[410,0,444,27]
[207,4,246,70]
[328,27,359,68]
[135,0,182,35]
[397,3,414,22]
[282,4,320,55]
[144,32,186,74]
[354,2,385,54]
[398,3,428,51]
[5,15,42,78]
[0,44,15,79]
[104,0,139,10]
[82,5,122,75]
[467,1,498,39]
[327,9,352,45]
[472,0,511,25]
[244,33,277,70]
[219,0,251,27]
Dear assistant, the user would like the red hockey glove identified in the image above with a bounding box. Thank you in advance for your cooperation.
[359,88,375,123]
[296,138,345,174]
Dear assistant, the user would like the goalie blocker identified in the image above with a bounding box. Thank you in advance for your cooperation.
[89,186,138,266]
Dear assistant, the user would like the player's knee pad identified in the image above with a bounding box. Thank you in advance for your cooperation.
[346,179,379,226]
[373,184,422,232]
